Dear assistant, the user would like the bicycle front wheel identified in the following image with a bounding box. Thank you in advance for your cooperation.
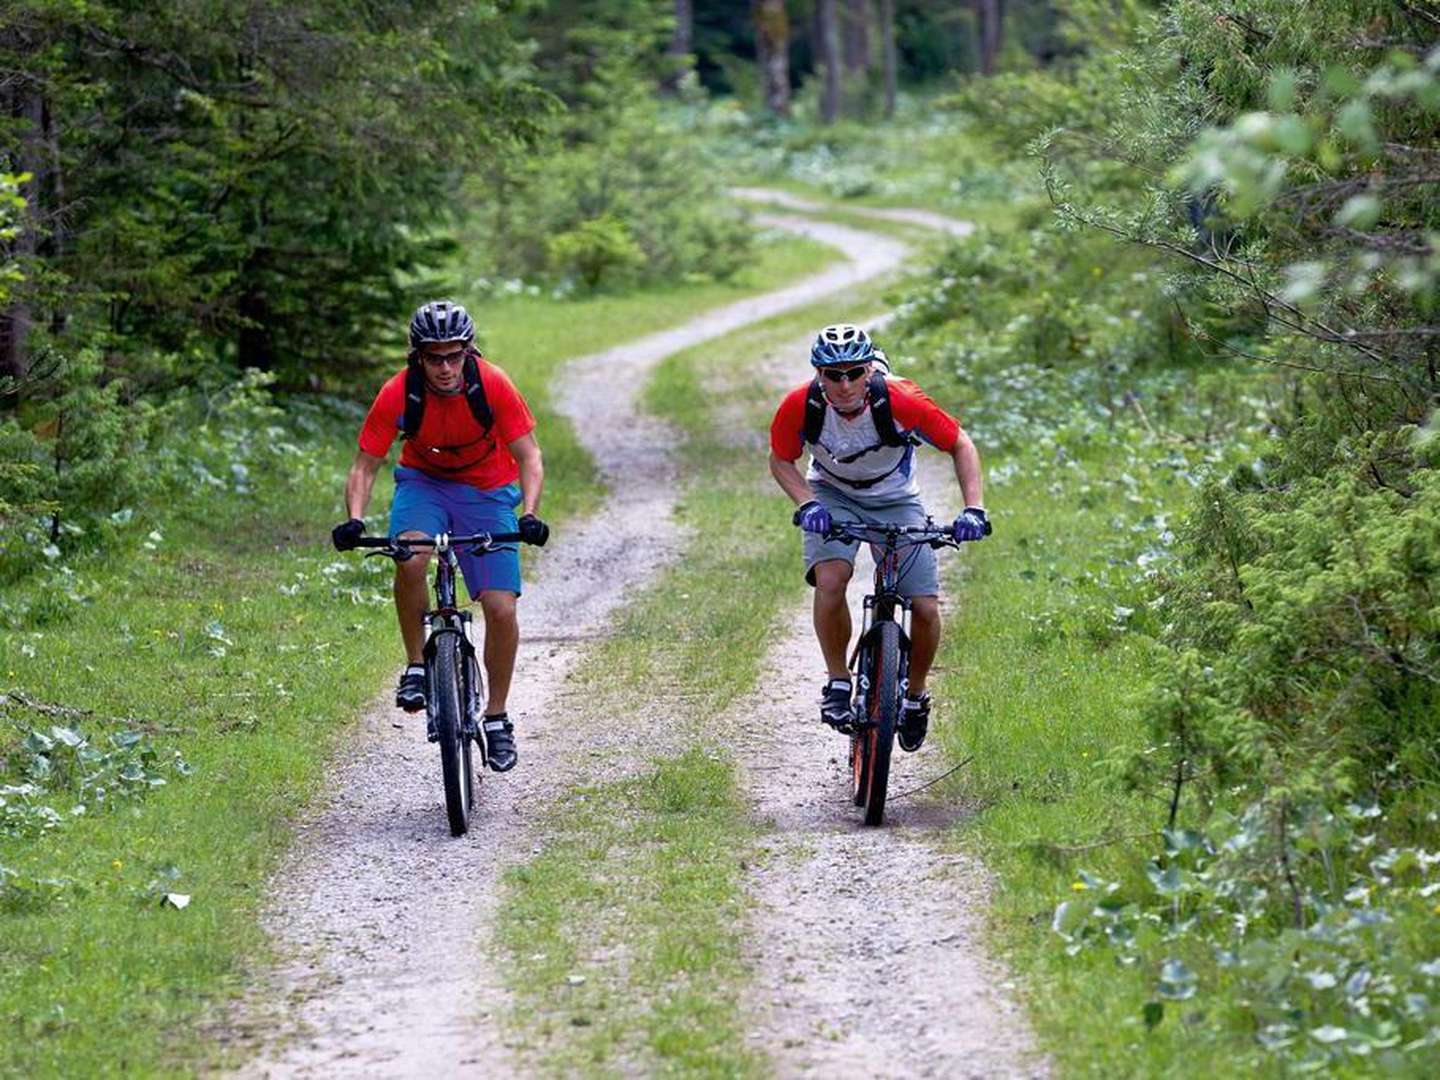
[431,633,472,836]
[859,620,901,826]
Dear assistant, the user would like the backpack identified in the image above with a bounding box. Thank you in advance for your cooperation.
[397,349,495,472]
[802,372,908,448]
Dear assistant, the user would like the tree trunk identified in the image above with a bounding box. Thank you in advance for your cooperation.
[843,0,871,73]
[974,0,1005,76]
[880,0,897,118]
[817,0,843,124]
[753,0,791,117]
[1,80,45,383]
[663,0,694,93]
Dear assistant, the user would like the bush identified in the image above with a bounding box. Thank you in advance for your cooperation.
[545,214,646,290]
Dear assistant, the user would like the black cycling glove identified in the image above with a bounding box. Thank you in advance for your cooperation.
[331,517,365,551]
[518,513,550,547]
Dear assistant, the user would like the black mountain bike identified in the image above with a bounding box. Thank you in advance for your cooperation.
[353,530,533,836]
[827,518,966,827]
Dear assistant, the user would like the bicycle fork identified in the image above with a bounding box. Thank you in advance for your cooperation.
[849,596,913,725]
[420,612,482,745]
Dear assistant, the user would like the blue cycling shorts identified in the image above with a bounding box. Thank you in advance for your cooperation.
[388,468,522,598]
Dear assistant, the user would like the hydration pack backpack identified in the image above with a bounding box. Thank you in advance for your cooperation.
[398,349,495,471]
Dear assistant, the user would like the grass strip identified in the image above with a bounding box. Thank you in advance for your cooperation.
[0,235,840,1076]
[496,281,904,1074]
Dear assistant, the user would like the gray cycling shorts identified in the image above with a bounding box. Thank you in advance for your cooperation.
[802,483,940,597]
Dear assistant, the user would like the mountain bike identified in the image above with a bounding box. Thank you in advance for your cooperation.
[352,530,531,837]
[826,518,965,827]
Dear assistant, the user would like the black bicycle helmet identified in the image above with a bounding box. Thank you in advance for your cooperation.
[409,300,475,350]
[810,323,876,367]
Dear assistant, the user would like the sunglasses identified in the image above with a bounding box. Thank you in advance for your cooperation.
[421,349,467,367]
[819,365,870,384]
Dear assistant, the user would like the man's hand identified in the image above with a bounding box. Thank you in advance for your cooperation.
[331,517,365,551]
[518,513,550,547]
[952,506,991,542]
[792,500,833,535]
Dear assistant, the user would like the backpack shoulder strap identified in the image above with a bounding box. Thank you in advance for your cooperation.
[803,378,827,446]
[399,363,426,440]
[462,351,493,430]
[867,373,908,446]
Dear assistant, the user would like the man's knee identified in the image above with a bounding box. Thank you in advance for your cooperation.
[812,559,853,595]
[479,590,518,626]
[910,595,940,620]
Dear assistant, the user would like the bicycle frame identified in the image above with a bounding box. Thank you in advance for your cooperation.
[835,521,952,723]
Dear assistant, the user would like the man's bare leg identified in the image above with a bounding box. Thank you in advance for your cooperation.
[812,559,854,678]
[907,595,941,695]
[478,589,518,715]
[393,532,434,664]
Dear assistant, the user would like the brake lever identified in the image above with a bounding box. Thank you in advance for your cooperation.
[364,545,413,562]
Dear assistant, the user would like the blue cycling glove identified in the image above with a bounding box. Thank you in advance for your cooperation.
[793,500,833,535]
[952,506,992,542]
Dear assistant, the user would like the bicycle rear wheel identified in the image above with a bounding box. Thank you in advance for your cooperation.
[858,620,901,826]
[431,633,472,836]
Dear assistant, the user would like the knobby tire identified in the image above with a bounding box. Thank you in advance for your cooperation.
[861,620,900,826]
[432,634,472,836]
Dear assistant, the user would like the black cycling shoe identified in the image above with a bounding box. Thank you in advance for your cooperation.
[395,665,426,713]
[898,691,931,752]
[820,678,855,733]
[483,714,518,772]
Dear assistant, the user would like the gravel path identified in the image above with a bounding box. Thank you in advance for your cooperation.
[234,212,914,1077]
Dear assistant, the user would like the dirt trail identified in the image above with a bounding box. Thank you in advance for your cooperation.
[235,214,914,1077]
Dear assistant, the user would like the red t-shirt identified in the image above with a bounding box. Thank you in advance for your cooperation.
[769,376,960,461]
[358,358,535,489]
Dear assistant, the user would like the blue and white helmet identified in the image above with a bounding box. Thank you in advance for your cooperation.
[810,323,876,367]
[409,299,475,350]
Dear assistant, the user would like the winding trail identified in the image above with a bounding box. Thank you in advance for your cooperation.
[237,210,915,1076]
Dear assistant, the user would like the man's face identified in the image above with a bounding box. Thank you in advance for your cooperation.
[419,340,468,392]
[818,362,871,412]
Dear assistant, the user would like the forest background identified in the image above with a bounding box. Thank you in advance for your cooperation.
[3,0,1440,1074]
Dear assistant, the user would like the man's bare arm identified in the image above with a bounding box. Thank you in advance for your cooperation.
[344,450,386,520]
[769,452,816,505]
[950,429,984,508]
[508,432,545,517]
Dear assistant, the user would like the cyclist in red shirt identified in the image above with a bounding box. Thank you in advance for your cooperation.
[330,301,547,772]
[769,324,989,750]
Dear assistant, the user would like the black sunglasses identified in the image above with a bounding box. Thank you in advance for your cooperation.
[819,365,870,384]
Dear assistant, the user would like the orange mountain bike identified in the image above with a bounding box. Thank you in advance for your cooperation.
[826,519,967,826]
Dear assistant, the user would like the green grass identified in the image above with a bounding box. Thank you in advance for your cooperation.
[0,450,399,1075]
[0,227,844,1077]
[496,283,902,1075]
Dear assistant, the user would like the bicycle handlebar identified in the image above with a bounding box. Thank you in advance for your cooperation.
[822,519,966,548]
[352,532,529,560]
